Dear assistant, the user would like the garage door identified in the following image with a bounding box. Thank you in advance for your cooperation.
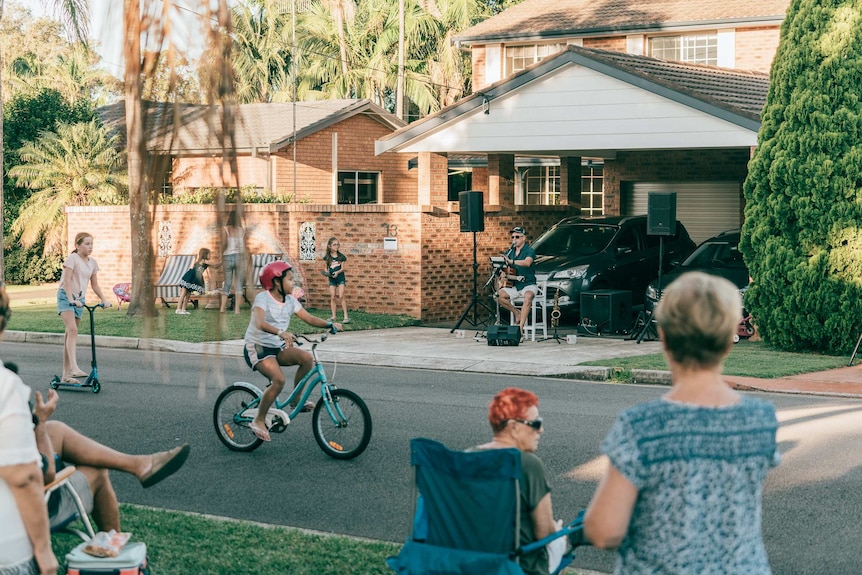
[623,182,741,243]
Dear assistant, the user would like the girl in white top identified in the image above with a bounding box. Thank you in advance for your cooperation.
[0,287,58,574]
[56,233,110,384]
[243,261,341,442]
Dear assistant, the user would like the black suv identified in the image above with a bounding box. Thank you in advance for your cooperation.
[645,229,748,310]
[531,215,695,315]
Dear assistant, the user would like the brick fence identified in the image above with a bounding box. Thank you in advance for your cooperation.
[67,203,574,322]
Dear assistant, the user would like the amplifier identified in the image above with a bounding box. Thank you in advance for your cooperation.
[579,289,632,334]
[487,325,521,346]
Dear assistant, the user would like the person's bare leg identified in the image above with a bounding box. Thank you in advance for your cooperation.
[60,310,82,378]
[329,284,337,319]
[338,284,348,320]
[46,421,149,478]
[251,358,285,438]
[77,465,120,532]
[520,291,535,333]
[498,289,520,324]
[220,293,228,313]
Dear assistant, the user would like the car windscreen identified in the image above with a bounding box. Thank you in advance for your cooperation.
[682,240,746,269]
[532,224,617,257]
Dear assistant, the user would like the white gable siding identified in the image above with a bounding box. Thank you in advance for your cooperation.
[485,44,503,86]
[397,64,757,154]
[717,29,736,68]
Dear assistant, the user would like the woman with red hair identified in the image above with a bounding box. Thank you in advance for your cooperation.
[471,387,562,575]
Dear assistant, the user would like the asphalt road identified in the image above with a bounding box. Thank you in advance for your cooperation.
[8,342,862,574]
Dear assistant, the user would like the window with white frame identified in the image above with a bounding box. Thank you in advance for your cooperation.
[648,33,717,65]
[519,166,560,205]
[505,43,565,76]
[337,171,378,204]
[581,163,603,215]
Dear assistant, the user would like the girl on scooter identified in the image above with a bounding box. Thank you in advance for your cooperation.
[56,232,110,384]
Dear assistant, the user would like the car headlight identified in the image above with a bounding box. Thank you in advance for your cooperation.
[549,265,589,281]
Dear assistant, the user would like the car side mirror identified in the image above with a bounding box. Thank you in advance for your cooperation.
[616,246,632,256]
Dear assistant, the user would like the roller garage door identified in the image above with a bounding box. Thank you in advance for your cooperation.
[623,182,742,243]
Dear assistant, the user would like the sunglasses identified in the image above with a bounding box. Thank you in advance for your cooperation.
[511,235,524,239]
[510,417,543,431]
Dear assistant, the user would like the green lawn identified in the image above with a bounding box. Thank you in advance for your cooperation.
[53,504,401,575]
[579,340,848,379]
[6,304,420,343]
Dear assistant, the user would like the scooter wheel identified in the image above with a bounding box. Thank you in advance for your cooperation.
[49,381,59,390]
[91,381,101,394]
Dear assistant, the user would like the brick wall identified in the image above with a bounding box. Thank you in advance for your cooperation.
[65,204,575,321]
[172,155,270,190]
[583,37,627,52]
[472,46,487,91]
[735,27,781,73]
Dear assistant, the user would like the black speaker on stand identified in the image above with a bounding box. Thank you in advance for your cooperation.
[452,191,494,332]
[636,192,677,343]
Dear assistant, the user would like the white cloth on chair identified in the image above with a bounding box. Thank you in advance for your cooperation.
[510,281,548,341]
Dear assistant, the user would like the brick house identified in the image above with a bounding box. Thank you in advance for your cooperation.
[377,0,789,243]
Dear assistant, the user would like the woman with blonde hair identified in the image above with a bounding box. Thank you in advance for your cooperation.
[56,232,110,384]
[584,272,779,574]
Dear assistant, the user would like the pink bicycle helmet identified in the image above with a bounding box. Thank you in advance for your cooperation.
[259,260,293,290]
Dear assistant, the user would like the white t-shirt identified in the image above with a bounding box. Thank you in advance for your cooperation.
[244,290,303,348]
[0,364,40,568]
[58,252,99,299]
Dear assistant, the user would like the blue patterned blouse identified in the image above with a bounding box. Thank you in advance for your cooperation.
[602,394,780,575]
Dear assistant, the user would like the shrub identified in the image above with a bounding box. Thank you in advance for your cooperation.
[161,186,309,204]
[741,0,862,352]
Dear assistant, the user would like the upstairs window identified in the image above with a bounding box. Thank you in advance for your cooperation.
[505,43,565,76]
[649,33,717,65]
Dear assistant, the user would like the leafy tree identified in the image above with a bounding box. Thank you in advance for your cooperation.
[9,119,126,257]
[740,0,862,352]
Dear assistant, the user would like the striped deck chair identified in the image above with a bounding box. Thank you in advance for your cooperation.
[154,254,195,308]
[243,253,284,304]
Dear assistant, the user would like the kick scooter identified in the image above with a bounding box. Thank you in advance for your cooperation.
[50,303,109,393]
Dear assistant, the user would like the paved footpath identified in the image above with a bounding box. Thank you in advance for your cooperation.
[7,325,862,398]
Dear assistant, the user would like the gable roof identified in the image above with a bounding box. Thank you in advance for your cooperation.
[377,45,769,155]
[456,0,789,44]
[98,99,405,155]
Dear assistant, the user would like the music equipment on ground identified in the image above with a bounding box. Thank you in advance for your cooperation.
[579,289,632,335]
[487,325,521,346]
[459,190,484,232]
[647,192,677,236]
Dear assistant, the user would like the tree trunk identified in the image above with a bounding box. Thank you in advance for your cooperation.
[123,0,155,318]
[0,0,6,287]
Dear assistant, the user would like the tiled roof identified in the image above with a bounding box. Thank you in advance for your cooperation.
[576,46,769,121]
[456,0,789,43]
[97,99,404,154]
[377,45,768,153]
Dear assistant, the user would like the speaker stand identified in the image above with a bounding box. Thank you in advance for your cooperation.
[538,325,563,344]
[452,231,495,332]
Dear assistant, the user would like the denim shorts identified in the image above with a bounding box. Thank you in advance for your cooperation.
[57,288,83,319]
[222,253,245,294]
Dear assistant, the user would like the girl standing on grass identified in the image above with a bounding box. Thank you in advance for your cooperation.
[176,248,216,315]
[323,237,349,323]
[56,232,110,384]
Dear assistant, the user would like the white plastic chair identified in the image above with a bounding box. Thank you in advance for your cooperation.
[45,466,95,541]
[509,281,548,341]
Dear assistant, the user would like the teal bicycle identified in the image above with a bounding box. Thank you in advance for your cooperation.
[213,329,372,459]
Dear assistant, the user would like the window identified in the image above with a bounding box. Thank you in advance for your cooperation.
[649,34,717,65]
[519,166,560,205]
[337,171,378,204]
[448,169,473,202]
[581,163,604,216]
[505,43,565,76]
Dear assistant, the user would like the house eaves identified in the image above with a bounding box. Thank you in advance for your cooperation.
[455,0,788,46]
[376,45,768,155]
[97,99,404,156]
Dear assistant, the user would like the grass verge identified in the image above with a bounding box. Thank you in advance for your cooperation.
[52,504,400,574]
[6,304,420,343]
[580,340,848,379]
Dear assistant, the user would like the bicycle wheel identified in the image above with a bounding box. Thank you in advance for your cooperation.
[312,388,372,460]
[214,384,263,452]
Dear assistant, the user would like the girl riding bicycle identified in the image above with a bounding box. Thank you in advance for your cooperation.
[245,260,342,442]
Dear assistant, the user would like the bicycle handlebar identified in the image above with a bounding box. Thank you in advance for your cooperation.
[294,325,339,346]
[82,302,111,310]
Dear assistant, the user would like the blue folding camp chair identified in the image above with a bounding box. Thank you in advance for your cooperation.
[387,438,585,575]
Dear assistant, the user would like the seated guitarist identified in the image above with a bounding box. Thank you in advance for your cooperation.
[497,226,538,341]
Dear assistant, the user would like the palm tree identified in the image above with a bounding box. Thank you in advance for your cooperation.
[0,0,90,285]
[8,119,126,257]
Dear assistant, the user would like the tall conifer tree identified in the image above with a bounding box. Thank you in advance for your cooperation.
[741,0,862,352]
